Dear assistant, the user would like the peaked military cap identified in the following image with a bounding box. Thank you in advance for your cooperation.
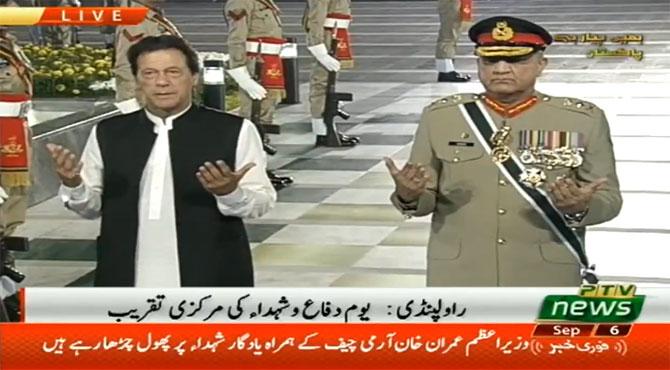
[469,16,553,58]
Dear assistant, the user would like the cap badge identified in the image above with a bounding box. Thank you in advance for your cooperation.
[492,21,514,41]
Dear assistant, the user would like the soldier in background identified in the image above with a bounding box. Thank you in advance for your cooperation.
[388,17,622,286]
[304,0,359,147]
[3,0,44,45]
[100,0,118,49]
[0,24,33,97]
[42,0,81,47]
[435,0,472,82]
[224,0,293,189]
[0,29,34,320]
[0,1,33,232]
[113,0,182,103]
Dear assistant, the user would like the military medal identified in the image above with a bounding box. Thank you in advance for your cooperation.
[492,147,510,163]
[490,125,512,163]
[519,167,547,188]
[519,130,585,168]
[556,147,584,168]
[519,149,538,165]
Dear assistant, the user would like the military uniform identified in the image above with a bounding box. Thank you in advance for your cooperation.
[436,0,466,60]
[225,0,284,126]
[0,5,32,318]
[0,32,33,237]
[303,0,353,120]
[100,0,118,49]
[436,0,471,82]
[11,0,44,45]
[392,17,622,286]
[224,0,294,189]
[113,0,182,102]
[42,0,79,47]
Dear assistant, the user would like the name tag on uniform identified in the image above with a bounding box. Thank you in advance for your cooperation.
[448,141,475,147]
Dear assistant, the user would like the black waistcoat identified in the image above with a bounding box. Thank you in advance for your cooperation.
[94,105,253,287]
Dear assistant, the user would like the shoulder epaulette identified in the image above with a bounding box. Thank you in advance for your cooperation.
[426,93,480,111]
[542,95,600,116]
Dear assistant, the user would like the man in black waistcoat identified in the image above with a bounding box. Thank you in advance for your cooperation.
[47,35,276,287]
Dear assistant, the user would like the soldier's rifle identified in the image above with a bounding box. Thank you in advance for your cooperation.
[322,25,353,147]
[0,236,29,322]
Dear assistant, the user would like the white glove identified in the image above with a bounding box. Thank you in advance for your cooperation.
[198,51,229,63]
[0,186,8,206]
[227,66,267,100]
[308,44,340,72]
[1,276,17,300]
[280,43,298,59]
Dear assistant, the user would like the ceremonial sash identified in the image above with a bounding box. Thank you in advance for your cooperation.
[458,100,598,283]
[151,13,183,38]
[0,94,31,189]
[460,0,473,22]
[246,37,286,90]
[324,13,354,68]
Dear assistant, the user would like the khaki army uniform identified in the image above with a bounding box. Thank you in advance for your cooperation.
[0,33,33,237]
[304,0,352,119]
[113,0,182,102]
[436,0,466,60]
[392,93,622,287]
[225,0,284,125]
[100,0,118,49]
[42,0,78,47]
[435,0,472,82]
[0,38,31,96]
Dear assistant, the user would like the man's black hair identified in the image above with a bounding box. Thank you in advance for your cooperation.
[128,35,199,77]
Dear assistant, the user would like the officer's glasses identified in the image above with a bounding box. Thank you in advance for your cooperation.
[480,53,537,65]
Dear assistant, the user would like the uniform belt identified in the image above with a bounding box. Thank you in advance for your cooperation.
[324,17,351,29]
[246,41,283,55]
[0,100,30,118]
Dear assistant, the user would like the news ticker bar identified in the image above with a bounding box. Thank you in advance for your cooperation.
[20,287,670,323]
[0,7,146,26]
[0,323,668,369]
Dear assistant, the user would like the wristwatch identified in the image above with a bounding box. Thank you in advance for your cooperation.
[395,194,418,216]
[564,209,587,224]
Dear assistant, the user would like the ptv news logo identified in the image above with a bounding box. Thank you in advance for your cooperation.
[537,284,646,323]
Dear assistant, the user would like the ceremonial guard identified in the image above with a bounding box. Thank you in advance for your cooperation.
[435,0,472,82]
[114,0,182,102]
[224,0,293,189]
[42,0,80,47]
[303,0,359,146]
[0,30,33,236]
[100,0,118,49]
[387,17,622,286]
[0,30,34,317]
